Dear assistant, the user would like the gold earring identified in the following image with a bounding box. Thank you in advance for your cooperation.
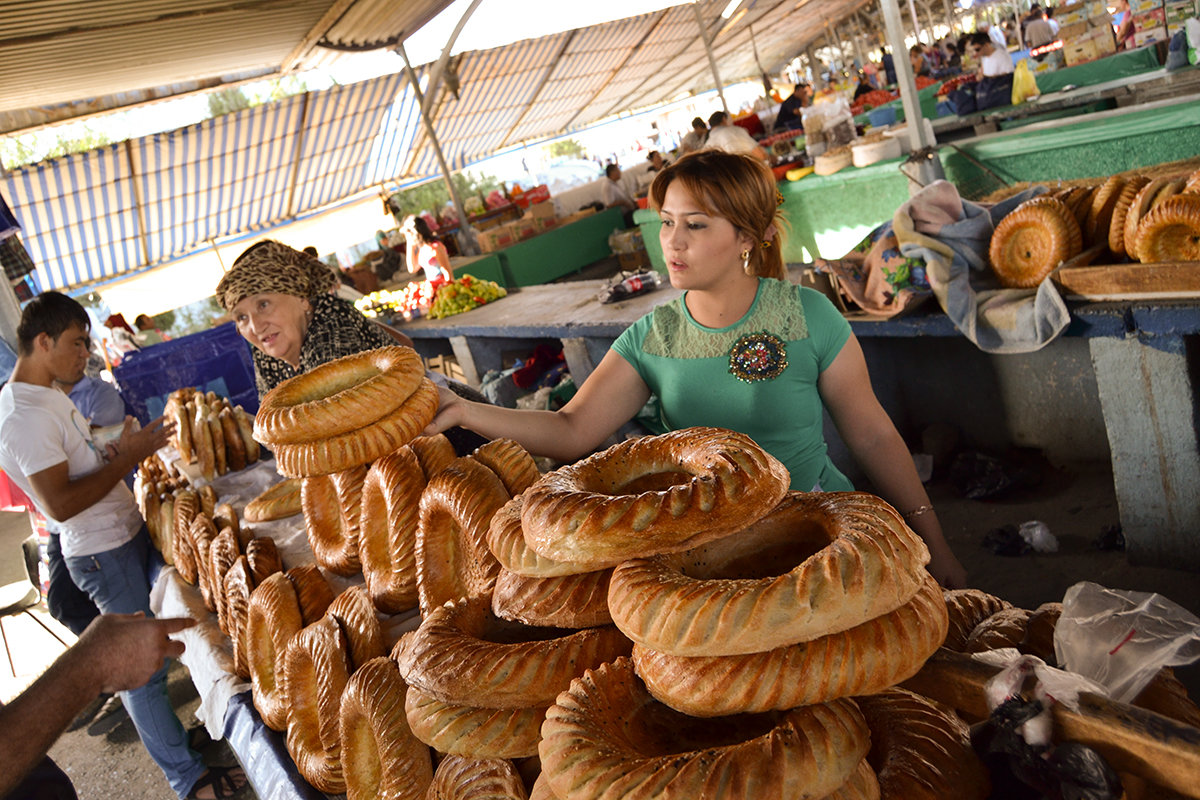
[741,249,752,275]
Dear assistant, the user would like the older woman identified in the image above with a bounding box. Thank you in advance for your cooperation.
[215,239,486,453]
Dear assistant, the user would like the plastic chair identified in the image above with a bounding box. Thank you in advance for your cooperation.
[0,533,68,676]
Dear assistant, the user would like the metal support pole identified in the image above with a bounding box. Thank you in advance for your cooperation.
[421,0,484,119]
[691,1,729,116]
[907,0,923,43]
[881,0,944,190]
[397,43,479,255]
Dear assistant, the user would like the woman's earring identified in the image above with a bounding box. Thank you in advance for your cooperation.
[741,249,752,275]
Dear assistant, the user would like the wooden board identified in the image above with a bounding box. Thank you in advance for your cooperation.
[1053,261,1200,301]
[903,649,1200,798]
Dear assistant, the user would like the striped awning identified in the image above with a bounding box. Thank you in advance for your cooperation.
[3,0,872,292]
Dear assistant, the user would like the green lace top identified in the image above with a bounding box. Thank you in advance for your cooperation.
[611,277,853,491]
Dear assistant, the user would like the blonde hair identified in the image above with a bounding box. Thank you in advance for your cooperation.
[649,150,786,280]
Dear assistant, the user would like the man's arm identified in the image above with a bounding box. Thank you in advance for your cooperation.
[26,416,170,521]
[0,614,195,797]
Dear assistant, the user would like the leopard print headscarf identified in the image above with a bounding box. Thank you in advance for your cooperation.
[215,240,337,311]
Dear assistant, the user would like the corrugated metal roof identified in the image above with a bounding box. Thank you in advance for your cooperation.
[0,0,452,117]
[2,0,877,291]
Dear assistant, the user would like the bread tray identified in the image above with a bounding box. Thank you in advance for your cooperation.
[1051,244,1200,301]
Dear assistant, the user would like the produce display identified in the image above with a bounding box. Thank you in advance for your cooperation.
[355,273,507,321]
[988,166,1200,288]
[850,76,938,116]
[142,347,1200,799]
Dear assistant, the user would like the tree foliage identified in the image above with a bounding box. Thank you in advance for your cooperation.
[548,138,587,160]
[387,170,504,222]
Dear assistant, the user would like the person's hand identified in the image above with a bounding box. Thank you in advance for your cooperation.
[114,415,173,464]
[74,613,196,694]
[927,544,968,590]
[423,384,468,436]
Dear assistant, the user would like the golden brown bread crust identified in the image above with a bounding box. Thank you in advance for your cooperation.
[208,411,227,476]
[491,566,614,629]
[826,760,882,800]
[1134,194,1200,263]
[426,755,527,800]
[1132,667,1200,729]
[245,536,282,585]
[271,378,439,477]
[287,563,336,626]
[359,448,425,614]
[487,495,587,578]
[247,572,304,731]
[471,438,541,497]
[244,478,303,522]
[1123,178,1183,261]
[209,526,240,635]
[190,515,219,612]
[608,492,930,656]
[1087,175,1126,246]
[285,616,352,794]
[521,427,790,568]
[857,687,990,800]
[220,408,247,473]
[538,657,870,800]
[409,433,457,479]
[223,556,255,680]
[326,585,385,671]
[1019,601,1062,664]
[338,656,433,800]
[397,595,631,710]
[302,466,368,576]
[631,574,948,716]
[963,606,1034,653]
[529,773,556,800]
[942,589,1013,652]
[405,686,547,759]
[415,457,509,616]
[233,405,260,464]
[254,346,425,445]
[1108,175,1151,256]
[988,196,1082,289]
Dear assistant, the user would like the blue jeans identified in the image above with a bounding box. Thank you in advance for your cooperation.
[65,527,207,799]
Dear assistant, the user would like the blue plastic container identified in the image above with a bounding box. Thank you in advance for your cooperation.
[113,322,258,423]
[866,105,898,128]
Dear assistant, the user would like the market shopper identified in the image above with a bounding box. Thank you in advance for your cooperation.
[704,111,769,163]
[678,117,709,155]
[966,32,1015,76]
[402,215,453,286]
[0,292,245,800]
[215,240,488,455]
[426,150,968,589]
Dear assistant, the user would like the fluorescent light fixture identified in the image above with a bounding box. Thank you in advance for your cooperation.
[721,0,743,19]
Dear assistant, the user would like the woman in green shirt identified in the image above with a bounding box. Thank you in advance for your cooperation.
[426,150,967,588]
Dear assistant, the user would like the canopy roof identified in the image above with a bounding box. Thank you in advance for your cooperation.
[2,0,873,292]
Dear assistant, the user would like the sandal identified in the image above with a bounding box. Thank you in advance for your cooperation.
[186,765,247,800]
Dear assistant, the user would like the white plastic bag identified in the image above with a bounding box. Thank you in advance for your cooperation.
[1054,581,1200,703]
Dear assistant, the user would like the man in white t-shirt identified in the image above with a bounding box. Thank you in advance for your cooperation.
[0,291,244,800]
[967,32,1015,76]
[703,111,769,162]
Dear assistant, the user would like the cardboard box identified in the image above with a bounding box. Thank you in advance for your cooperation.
[1132,25,1168,45]
[1133,8,1167,29]
[1064,39,1098,65]
[1057,20,1091,40]
[1165,0,1196,21]
[1129,0,1163,12]
[525,200,555,220]
[1056,2,1089,25]
[1086,0,1112,15]
[559,208,598,225]
[477,223,517,253]
[1090,26,1117,54]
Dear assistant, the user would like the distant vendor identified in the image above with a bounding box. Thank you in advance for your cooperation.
[966,31,1014,76]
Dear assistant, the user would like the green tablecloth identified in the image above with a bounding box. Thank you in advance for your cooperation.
[1033,45,1161,95]
[636,156,912,265]
[638,98,1200,262]
[943,99,1200,198]
[495,207,623,287]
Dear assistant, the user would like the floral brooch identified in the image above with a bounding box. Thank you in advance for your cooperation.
[728,332,788,382]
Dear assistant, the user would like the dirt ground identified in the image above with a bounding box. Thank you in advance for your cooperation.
[13,458,1200,800]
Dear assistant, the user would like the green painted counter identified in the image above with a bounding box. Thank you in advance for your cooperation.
[495,207,624,287]
[1033,46,1161,95]
[853,82,944,125]
[452,252,506,286]
[942,99,1200,197]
